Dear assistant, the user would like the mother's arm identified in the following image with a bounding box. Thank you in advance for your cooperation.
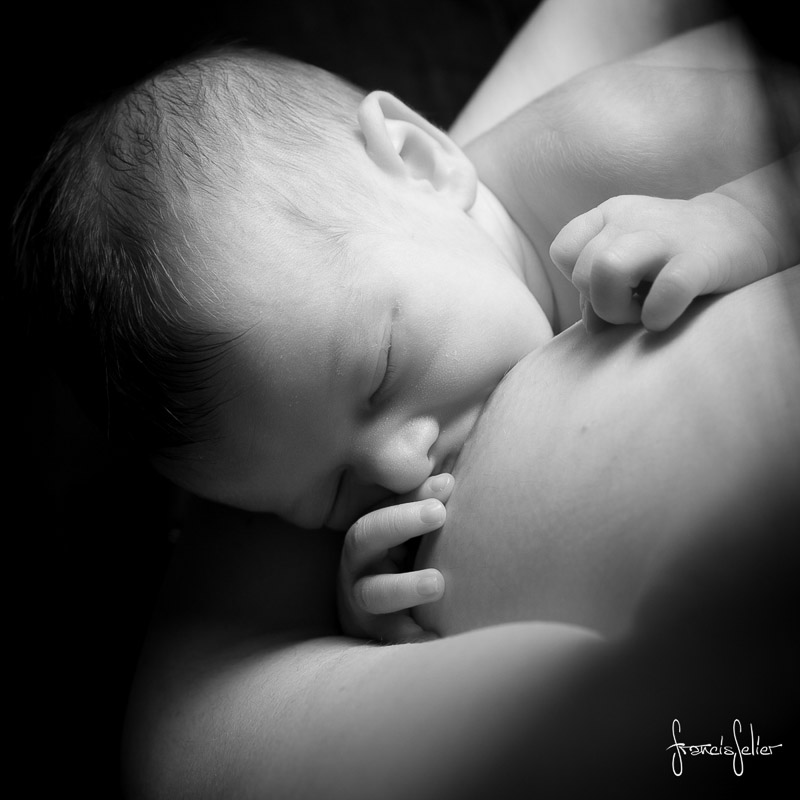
[449,0,725,145]
[122,503,601,800]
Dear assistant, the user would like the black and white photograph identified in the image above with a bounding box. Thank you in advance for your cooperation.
[8,1,798,797]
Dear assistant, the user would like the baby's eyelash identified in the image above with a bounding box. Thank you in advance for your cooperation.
[379,362,397,395]
[370,305,399,404]
[326,470,346,529]
[371,347,395,403]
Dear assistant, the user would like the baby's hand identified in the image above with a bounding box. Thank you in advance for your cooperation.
[550,192,779,331]
[337,474,453,644]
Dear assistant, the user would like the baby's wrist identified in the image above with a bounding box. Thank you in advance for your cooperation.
[698,190,783,273]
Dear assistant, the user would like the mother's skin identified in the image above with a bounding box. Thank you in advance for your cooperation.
[125,269,800,800]
[416,266,800,639]
[125,10,800,796]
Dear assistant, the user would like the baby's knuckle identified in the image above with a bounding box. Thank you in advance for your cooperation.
[598,197,626,219]
[593,242,630,281]
[571,257,593,291]
[654,268,692,302]
[384,506,411,539]
[610,194,641,212]
[346,516,372,553]
[549,236,576,269]
[592,249,627,281]
[355,580,374,612]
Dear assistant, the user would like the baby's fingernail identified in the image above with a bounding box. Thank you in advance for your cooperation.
[419,499,445,525]
[417,573,442,597]
[429,474,453,493]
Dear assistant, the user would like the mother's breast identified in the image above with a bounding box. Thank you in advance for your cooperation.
[415,267,800,638]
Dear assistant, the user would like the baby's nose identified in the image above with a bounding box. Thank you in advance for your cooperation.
[353,416,438,495]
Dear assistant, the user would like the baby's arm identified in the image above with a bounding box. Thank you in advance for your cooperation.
[338,474,453,643]
[550,151,800,330]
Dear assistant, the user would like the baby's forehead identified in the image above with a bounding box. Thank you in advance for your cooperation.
[182,176,422,375]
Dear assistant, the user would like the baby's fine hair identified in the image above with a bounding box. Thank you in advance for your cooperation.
[13,47,365,457]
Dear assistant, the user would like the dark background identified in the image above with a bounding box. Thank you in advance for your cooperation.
[7,2,533,796]
[7,1,795,797]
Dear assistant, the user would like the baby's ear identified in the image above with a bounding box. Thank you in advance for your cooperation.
[357,91,477,210]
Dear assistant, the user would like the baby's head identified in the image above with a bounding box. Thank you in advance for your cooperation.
[15,47,552,530]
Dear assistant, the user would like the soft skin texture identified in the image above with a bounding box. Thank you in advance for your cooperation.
[157,128,553,531]
[465,21,781,251]
[414,266,800,639]
[124,504,604,800]
[125,269,800,800]
[158,21,781,536]
[337,472,454,642]
[549,133,800,333]
[330,18,798,640]
[448,0,725,144]
[124,6,799,798]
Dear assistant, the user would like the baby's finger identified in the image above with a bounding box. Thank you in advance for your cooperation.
[581,299,610,334]
[589,231,667,324]
[550,207,605,279]
[343,499,446,567]
[641,253,710,331]
[570,228,621,298]
[370,473,454,511]
[403,473,454,504]
[353,569,445,615]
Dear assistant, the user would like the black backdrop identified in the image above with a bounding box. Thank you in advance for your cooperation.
[7,2,532,797]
